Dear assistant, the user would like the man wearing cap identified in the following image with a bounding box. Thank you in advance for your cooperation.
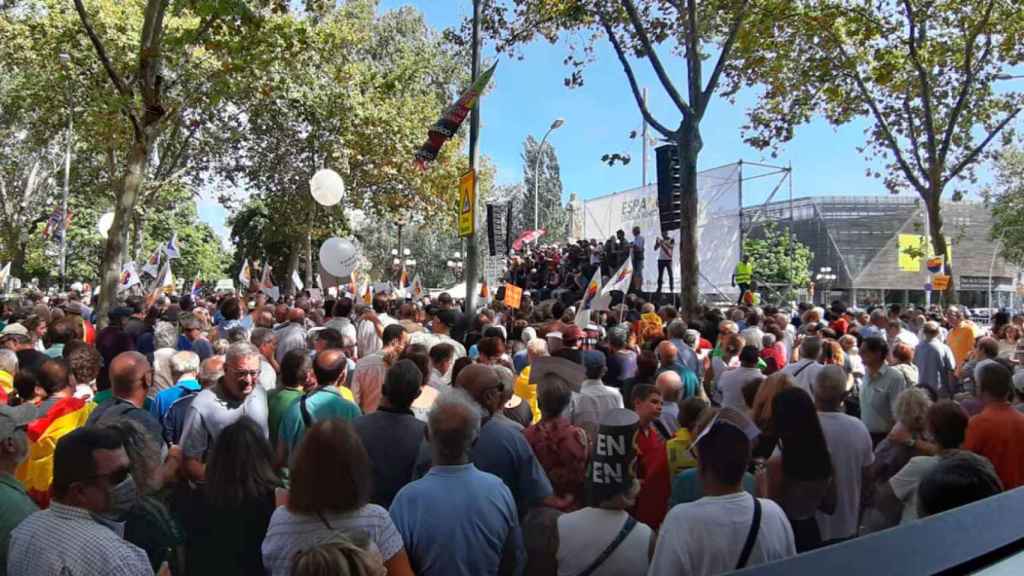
[575,351,624,442]
[0,404,38,572]
[554,325,585,366]
[649,413,796,575]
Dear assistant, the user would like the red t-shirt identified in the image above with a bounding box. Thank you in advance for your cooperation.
[964,403,1024,489]
[633,425,670,529]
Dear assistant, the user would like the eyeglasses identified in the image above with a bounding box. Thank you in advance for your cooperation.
[89,465,130,486]
[233,369,262,380]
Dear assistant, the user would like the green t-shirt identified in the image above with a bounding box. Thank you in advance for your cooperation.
[267,387,303,447]
[0,473,39,571]
[278,387,361,467]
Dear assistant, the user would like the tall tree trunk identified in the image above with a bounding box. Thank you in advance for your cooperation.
[678,118,702,317]
[926,193,957,303]
[96,139,151,328]
[132,212,145,262]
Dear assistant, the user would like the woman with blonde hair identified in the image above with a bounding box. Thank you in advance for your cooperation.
[751,372,795,461]
[291,535,386,576]
[704,333,746,399]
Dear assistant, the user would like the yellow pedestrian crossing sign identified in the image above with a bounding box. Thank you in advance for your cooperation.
[459,170,476,238]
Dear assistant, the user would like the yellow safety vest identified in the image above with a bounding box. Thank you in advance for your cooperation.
[735,261,753,284]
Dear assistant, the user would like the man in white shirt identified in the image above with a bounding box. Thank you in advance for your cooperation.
[324,297,359,358]
[717,346,764,412]
[814,365,874,541]
[649,416,796,575]
[355,294,398,358]
[782,336,824,396]
[574,351,624,441]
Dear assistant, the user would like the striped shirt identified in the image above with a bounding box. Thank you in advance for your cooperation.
[261,504,403,576]
[7,501,152,575]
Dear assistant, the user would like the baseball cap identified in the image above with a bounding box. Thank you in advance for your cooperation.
[0,404,36,440]
[0,323,28,337]
[583,350,607,371]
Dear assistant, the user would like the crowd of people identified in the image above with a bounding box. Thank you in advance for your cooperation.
[0,280,1019,575]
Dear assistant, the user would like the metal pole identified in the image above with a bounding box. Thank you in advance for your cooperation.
[464,0,481,314]
[642,87,648,188]
[60,103,72,291]
[534,127,554,231]
[989,233,1004,316]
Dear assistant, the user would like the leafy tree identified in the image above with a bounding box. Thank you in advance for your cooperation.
[511,136,566,243]
[988,145,1024,266]
[743,222,813,301]
[745,0,1024,302]
[479,0,791,315]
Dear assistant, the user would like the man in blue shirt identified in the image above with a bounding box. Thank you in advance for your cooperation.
[276,348,361,467]
[151,351,201,422]
[455,364,553,513]
[390,389,524,576]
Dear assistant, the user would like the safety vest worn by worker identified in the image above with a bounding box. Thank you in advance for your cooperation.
[735,261,753,284]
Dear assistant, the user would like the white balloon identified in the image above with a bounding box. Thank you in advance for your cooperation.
[310,169,345,207]
[319,237,359,277]
[97,212,115,239]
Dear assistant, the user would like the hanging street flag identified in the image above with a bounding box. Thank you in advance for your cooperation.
[292,268,304,292]
[0,262,11,290]
[575,268,603,328]
[191,275,202,298]
[602,257,634,295]
[411,274,425,301]
[512,229,546,252]
[42,208,72,241]
[238,258,252,289]
[120,262,141,291]
[415,62,498,170]
[141,246,162,277]
[164,232,180,259]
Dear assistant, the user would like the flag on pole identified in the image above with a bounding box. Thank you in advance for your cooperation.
[602,257,634,295]
[259,262,272,290]
[0,262,11,290]
[191,274,201,298]
[411,274,424,300]
[153,260,174,294]
[42,208,73,241]
[164,232,180,259]
[141,246,162,277]
[119,262,141,291]
[397,268,410,298]
[361,280,373,304]
[292,268,304,292]
[349,271,359,297]
[575,268,603,328]
[238,258,252,289]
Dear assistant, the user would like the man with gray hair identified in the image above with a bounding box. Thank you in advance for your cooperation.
[390,389,525,576]
[914,321,956,399]
[180,342,268,482]
[151,351,201,422]
[250,327,278,391]
[858,308,888,341]
[152,320,180,394]
[666,320,700,376]
[162,355,225,445]
[782,336,824,395]
[814,365,874,541]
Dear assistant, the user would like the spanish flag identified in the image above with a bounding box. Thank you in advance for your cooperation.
[16,397,95,508]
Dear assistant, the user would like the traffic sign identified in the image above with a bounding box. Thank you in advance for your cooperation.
[459,170,476,238]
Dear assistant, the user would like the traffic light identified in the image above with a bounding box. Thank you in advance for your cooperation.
[656,144,681,233]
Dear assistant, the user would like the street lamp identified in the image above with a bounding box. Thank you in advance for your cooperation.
[995,74,1024,80]
[534,117,565,231]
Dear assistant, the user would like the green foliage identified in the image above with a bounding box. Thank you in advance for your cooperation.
[988,145,1024,266]
[513,136,567,242]
[743,222,813,290]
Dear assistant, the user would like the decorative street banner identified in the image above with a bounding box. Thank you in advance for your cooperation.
[459,170,476,238]
[415,62,497,169]
[583,163,741,295]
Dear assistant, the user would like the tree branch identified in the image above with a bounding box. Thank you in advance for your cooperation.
[902,90,928,178]
[699,0,750,116]
[902,0,938,172]
[945,108,1021,185]
[598,9,675,138]
[71,0,133,100]
[619,0,694,117]
[163,15,221,93]
[939,0,996,166]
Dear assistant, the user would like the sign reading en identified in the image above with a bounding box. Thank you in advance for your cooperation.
[931,275,950,291]
[503,283,523,309]
[459,170,476,238]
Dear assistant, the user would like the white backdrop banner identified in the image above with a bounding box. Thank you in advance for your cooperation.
[582,163,742,295]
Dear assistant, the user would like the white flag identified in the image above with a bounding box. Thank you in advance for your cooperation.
[238,258,252,288]
[153,260,174,294]
[575,268,603,328]
[164,232,180,259]
[292,268,304,292]
[120,262,141,291]
[0,262,10,289]
[142,246,162,277]
[602,257,634,295]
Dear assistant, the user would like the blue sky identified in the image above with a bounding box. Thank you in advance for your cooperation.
[197,1,1006,243]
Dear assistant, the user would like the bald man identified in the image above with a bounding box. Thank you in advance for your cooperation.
[454,363,554,513]
[656,340,700,402]
[274,307,308,364]
[87,351,165,446]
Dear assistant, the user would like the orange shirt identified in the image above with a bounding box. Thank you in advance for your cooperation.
[964,403,1024,490]
[948,323,979,368]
